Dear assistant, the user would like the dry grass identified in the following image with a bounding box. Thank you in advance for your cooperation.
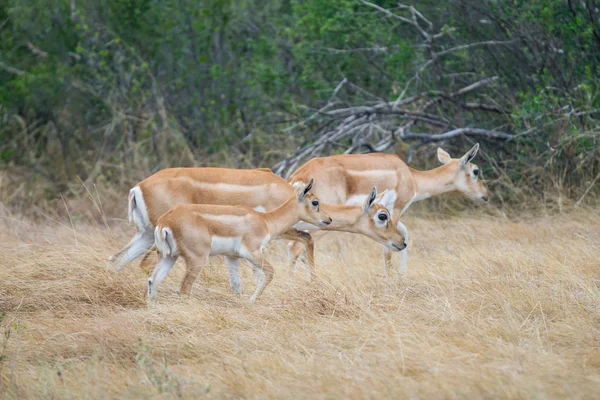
[1,206,599,399]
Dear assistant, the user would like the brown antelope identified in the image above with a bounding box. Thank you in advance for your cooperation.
[108,167,316,273]
[287,143,488,276]
[148,180,331,303]
[108,167,407,294]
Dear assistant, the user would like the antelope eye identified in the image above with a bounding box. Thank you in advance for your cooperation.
[311,200,319,207]
[378,213,388,221]
[473,168,480,177]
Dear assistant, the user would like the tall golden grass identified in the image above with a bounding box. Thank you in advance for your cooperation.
[1,203,599,399]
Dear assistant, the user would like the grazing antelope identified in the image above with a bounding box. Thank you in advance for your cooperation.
[148,180,331,303]
[221,186,408,291]
[287,143,487,276]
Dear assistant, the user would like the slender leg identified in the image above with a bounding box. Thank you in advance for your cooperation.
[399,248,407,275]
[252,264,263,286]
[282,229,328,280]
[138,246,159,273]
[225,256,242,295]
[147,255,177,301]
[109,228,155,271]
[179,252,209,295]
[383,246,392,279]
[281,229,315,277]
[287,241,304,275]
[248,252,274,304]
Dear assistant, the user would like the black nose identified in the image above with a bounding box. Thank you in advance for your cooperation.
[482,196,488,202]
[324,218,332,225]
[393,242,407,251]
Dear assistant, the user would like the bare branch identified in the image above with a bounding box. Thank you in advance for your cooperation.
[360,1,430,40]
[283,78,347,133]
[26,42,49,58]
[462,102,511,114]
[435,40,517,58]
[450,76,499,97]
[320,46,389,54]
[402,127,514,142]
[0,61,26,75]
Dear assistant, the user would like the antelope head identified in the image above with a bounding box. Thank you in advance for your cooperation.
[293,179,333,227]
[437,143,489,202]
[359,188,407,252]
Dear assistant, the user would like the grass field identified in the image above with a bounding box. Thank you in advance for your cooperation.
[1,208,599,399]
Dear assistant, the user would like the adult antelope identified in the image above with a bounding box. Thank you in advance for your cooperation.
[108,167,407,292]
[287,143,488,276]
[148,180,330,303]
[108,167,318,274]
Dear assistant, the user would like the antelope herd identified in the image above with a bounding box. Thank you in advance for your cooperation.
[109,144,487,303]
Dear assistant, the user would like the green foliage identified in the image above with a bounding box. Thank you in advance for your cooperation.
[0,0,599,204]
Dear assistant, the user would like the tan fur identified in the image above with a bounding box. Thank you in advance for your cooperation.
[148,184,331,303]
[319,202,405,248]
[139,167,292,226]
[287,145,488,274]
[289,149,488,209]
[111,166,410,276]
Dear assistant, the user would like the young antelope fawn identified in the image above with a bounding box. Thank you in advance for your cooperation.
[148,179,331,304]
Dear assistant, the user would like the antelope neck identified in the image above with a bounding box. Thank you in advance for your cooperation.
[262,195,303,237]
[409,164,456,199]
[320,204,362,232]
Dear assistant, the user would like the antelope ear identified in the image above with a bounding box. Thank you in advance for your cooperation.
[303,178,315,196]
[292,180,308,199]
[437,148,451,164]
[363,187,377,212]
[376,189,397,213]
[459,143,480,167]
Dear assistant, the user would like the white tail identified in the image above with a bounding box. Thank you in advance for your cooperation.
[128,186,151,230]
[155,226,177,257]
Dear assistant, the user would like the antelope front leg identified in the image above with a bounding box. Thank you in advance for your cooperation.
[382,246,392,279]
[248,252,274,304]
[287,241,305,275]
[281,228,315,280]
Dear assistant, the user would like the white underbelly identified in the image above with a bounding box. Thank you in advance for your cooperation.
[210,236,243,257]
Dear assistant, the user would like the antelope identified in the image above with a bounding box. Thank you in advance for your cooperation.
[108,167,317,274]
[222,186,407,292]
[148,180,331,303]
[108,167,407,294]
[287,143,488,276]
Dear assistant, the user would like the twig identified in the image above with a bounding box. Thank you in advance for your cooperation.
[0,61,25,75]
[321,46,389,54]
[575,170,600,207]
[435,40,516,58]
[26,42,48,57]
[283,78,347,133]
